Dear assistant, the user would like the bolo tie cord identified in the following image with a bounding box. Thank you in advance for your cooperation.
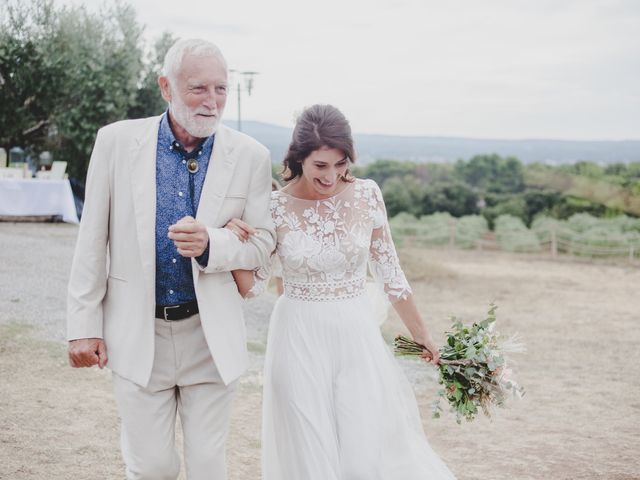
[187,158,198,217]
[188,173,195,216]
[170,140,203,217]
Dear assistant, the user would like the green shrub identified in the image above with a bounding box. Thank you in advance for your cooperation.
[455,215,488,249]
[494,215,541,252]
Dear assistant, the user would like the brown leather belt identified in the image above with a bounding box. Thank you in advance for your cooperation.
[155,300,199,321]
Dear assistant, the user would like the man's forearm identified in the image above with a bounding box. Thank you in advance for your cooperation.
[199,226,275,273]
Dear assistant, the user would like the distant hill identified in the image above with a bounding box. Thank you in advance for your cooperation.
[223,120,640,165]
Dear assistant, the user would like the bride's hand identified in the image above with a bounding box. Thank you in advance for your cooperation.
[416,335,440,366]
[225,218,256,242]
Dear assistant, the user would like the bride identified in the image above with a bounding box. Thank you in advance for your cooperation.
[227,104,456,480]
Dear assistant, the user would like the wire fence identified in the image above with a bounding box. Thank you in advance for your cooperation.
[391,219,640,263]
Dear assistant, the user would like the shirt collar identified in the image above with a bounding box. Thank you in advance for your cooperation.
[159,111,215,157]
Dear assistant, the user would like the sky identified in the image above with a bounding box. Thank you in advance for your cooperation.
[72,0,640,140]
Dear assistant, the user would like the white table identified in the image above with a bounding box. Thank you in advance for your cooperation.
[0,178,79,224]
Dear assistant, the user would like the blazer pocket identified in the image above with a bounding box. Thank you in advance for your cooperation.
[225,193,247,199]
[221,195,247,219]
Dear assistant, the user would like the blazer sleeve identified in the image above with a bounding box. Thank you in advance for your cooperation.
[66,127,110,340]
[197,148,276,273]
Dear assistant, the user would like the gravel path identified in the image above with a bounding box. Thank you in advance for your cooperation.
[0,223,76,341]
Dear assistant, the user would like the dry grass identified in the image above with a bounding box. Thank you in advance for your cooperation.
[0,323,122,479]
[1,242,639,479]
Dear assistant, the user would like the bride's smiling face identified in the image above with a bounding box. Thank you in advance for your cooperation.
[299,147,349,198]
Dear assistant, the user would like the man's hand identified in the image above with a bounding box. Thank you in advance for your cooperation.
[168,216,209,257]
[68,338,108,369]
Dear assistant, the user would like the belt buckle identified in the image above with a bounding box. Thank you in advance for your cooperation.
[163,304,181,321]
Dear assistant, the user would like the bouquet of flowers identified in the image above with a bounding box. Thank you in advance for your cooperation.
[394,304,525,423]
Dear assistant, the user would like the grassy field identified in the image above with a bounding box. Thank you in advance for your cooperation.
[1,223,639,479]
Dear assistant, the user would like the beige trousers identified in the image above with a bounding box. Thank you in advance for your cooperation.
[112,314,237,480]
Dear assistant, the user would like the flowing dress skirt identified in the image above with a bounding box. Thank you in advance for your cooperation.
[262,292,456,480]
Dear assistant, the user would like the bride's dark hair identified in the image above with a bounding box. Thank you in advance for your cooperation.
[282,104,356,182]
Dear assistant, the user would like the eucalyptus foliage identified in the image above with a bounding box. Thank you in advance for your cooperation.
[395,304,525,424]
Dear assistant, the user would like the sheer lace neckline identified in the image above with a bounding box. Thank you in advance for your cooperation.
[279,180,355,202]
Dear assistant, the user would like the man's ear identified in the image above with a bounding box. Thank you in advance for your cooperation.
[158,76,172,103]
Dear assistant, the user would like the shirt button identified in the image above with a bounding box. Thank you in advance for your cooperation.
[169,289,174,294]
[182,159,187,164]
[178,191,183,197]
[172,258,177,263]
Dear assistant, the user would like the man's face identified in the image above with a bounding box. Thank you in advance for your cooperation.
[161,53,228,138]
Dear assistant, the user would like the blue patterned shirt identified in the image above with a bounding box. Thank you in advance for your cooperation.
[155,112,214,306]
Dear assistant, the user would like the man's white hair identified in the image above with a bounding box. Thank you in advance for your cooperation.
[162,38,227,84]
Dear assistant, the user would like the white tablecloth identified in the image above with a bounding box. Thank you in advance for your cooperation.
[0,178,79,224]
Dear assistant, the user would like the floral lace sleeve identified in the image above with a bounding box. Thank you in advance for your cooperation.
[366,181,412,303]
[245,192,280,298]
[246,254,274,298]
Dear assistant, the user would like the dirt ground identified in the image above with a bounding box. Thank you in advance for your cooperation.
[1,223,639,479]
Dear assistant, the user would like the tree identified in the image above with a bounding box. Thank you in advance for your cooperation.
[0,0,65,159]
[127,31,176,119]
[482,196,527,229]
[0,0,173,180]
[522,190,563,225]
[420,181,479,217]
[454,154,525,194]
[356,159,417,187]
[560,160,603,179]
[414,162,455,184]
[381,175,422,217]
[52,2,144,179]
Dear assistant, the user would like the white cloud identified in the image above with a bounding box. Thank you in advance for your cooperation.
[70,0,640,139]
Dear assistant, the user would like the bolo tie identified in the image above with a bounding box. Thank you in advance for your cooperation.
[170,140,205,216]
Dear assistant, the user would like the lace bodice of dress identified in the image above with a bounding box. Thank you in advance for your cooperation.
[252,179,411,302]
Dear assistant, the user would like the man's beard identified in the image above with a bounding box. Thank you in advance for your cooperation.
[170,97,222,138]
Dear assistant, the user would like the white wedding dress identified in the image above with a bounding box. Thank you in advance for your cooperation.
[251,179,456,480]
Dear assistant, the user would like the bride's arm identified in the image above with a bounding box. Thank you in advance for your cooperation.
[231,270,256,298]
[366,180,439,364]
[225,218,273,298]
[392,297,440,365]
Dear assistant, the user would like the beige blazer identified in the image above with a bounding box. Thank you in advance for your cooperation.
[67,115,276,387]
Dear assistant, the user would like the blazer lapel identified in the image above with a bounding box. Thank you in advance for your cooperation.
[197,125,238,224]
[130,116,161,308]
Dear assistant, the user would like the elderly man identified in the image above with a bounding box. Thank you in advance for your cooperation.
[67,38,275,479]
